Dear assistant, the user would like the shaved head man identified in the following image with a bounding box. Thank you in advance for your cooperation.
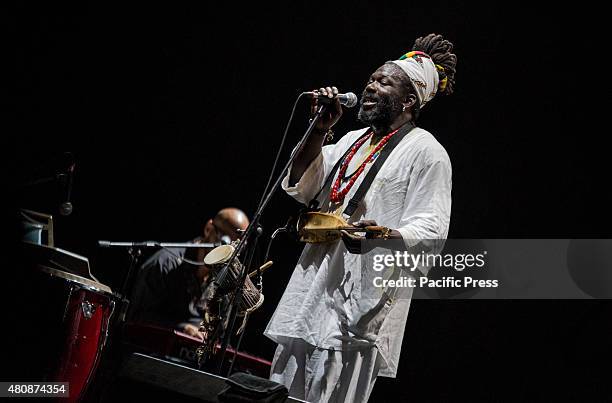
[128,207,249,339]
[202,208,250,245]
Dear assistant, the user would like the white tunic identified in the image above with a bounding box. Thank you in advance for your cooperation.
[264,126,452,378]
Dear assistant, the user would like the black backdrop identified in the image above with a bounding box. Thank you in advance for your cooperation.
[7,1,611,401]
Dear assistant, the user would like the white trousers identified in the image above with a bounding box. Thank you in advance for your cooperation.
[269,338,382,403]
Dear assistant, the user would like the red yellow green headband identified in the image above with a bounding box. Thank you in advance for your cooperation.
[398,51,448,93]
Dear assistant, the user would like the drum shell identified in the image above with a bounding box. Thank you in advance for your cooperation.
[204,244,262,313]
[52,278,115,402]
[7,265,117,402]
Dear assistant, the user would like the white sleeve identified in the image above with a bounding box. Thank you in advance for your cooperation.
[396,158,452,248]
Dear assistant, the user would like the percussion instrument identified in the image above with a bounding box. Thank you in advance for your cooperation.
[39,267,117,402]
[203,243,264,315]
[18,242,119,403]
[196,242,264,363]
[297,211,389,243]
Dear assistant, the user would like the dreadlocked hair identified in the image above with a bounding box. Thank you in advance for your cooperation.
[412,33,457,96]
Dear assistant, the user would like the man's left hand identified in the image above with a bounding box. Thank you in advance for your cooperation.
[341,220,378,254]
[341,220,402,254]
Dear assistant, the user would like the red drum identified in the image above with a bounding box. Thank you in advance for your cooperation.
[36,266,117,402]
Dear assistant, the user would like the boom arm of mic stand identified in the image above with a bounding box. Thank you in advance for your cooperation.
[98,241,220,248]
[98,240,220,309]
[212,103,329,372]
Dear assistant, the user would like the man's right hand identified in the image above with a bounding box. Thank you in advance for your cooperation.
[311,86,343,132]
[289,86,344,186]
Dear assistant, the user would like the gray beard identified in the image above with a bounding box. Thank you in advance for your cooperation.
[357,96,403,129]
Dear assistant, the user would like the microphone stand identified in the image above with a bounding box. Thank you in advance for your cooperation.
[210,103,329,374]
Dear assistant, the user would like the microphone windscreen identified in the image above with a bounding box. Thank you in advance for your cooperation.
[344,92,358,108]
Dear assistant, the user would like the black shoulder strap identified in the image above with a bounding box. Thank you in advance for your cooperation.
[307,131,371,210]
[343,122,415,217]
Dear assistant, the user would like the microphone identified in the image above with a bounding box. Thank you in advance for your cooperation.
[304,91,358,108]
[59,152,75,216]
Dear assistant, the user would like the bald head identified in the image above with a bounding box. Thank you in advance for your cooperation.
[216,207,249,233]
[202,207,249,243]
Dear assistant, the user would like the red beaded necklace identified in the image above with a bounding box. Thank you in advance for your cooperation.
[329,128,400,204]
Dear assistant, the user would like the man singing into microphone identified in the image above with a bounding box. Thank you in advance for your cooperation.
[264,34,457,402]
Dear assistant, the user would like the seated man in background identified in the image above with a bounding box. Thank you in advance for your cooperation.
[127,207,249,339]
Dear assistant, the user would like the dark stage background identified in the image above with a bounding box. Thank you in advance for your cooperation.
[7,2,611,401]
